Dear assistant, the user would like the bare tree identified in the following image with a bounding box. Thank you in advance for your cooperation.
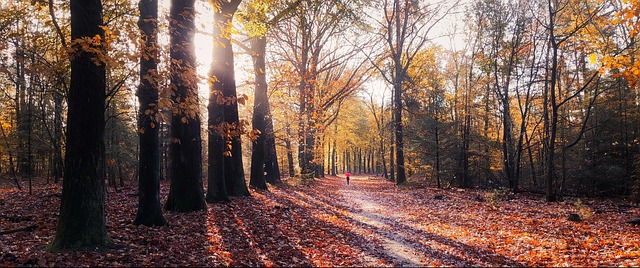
[365,0,458,184]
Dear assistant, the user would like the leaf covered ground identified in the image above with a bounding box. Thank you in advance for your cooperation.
[1,175,639,267]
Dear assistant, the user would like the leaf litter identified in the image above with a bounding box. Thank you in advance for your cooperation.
[1,175,639,266]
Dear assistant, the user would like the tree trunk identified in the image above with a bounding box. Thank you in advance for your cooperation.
[352,149,357,173]
[161,119,170,181]
[525,131,537,187]
[165,0,206,212]
[264,107,281,183]
[207,0,250,200]
[206,78,228,202]
[317,133,325,177]
[206,93,228,202]
[503,93,516,192]
[296,15,317,179]
[545,5,559,202]
[15,41,29,178]
[393,81,406,184]
[50,0,108,250]
[358,148,362,174]
[380,139,388,180]
[53,93,64,183]
[461,114,470,188]
[134,0,167,227]
[249,35,269,190]
[435,116,441,188]
[118,164,125,188]
[343,151,347,173]
[27,75,33,195]
[285,122,295,177]
[331,139,337,176]
[369,149,374,174]
[390,0,407,185]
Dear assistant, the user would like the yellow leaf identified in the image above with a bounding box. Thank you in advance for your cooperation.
[589,53,598,65]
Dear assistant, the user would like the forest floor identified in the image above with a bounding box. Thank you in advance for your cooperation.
[1,175,640,267]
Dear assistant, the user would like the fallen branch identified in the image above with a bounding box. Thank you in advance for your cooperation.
[0,225,37,235]
[626,219,640,225]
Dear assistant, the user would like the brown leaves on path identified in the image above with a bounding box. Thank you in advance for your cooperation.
[1,175,640,267]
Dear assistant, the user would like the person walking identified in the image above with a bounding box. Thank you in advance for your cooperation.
[345,172,350,185]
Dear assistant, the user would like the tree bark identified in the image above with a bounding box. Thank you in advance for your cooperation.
[545,0,559,202]
[249,36,269,190]
[285,122,295,177]
[206,78,228,202]
[53,93,64,183]
[263,106,281,183]
[296,15,316,179]
[134,0,167,226]
[50,0,108,250]
[331,139,337,176]
[207,0,250,201]
[165,0,206,212]
[393,81,406,184]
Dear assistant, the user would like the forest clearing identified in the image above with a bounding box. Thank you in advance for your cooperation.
[1,175,639,267]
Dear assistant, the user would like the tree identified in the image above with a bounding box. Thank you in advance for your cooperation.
[248,35,270,190]
[471,0,530,192]
[0,0,70,186]
[447,46,474,188]
[134,0,167,226]
[404,46,453,187]
[50,0,108,250]
[165,0,206,211]
[367,0,457,184]
[264,62,298,178]
[542,0,603,201]
[511,8,544,194]
[47,0,68,183]
[242,0,302,189]
[207,0,251,203]
[102,0,141,191]
[271,0,368,178]
[364,86,391,180]
[262,103,281,183]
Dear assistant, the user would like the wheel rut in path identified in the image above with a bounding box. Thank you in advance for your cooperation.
[336,175,425,267]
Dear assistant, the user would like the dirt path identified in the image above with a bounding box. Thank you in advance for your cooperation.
[336,175,428,266]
